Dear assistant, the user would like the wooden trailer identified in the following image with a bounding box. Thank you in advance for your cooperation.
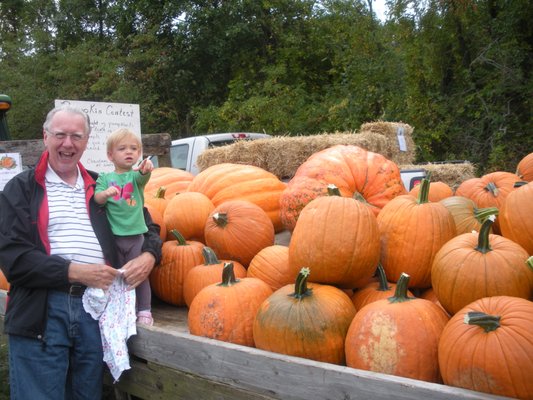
[0,290,511,400]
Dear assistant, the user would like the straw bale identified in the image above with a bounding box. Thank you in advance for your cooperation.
[359,121,416,165]
[196,131,395,179]
[399,162,477,191]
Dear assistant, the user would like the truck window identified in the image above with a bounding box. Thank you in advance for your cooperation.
[170,143,189,170]
[208,139,242,148]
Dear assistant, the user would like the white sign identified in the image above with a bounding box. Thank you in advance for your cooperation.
[0,153,23,190]
[396,126,407,152]
[55,99,141,172]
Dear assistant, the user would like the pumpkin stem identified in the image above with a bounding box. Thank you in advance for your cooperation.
[290,267,313,300]
[464,311,501,332]
[376,264,391,292]
[416,173,431,204]
[526,256,533,272]
[327,184,341,196]
[217,262,239,287]
[484,182,499,197]
[154,186,167,199]
[475,215,495,254]
[473,206,499,224]
[212,212,228,228]
[202,247,220,265]
[388,273,414,303]
[513,181,528,188]
[352,191,368,204]
[170,229,188,246]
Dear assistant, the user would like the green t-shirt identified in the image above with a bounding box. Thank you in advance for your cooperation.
[95,170,150,236]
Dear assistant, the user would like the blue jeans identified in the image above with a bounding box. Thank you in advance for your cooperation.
[8,290,104,399]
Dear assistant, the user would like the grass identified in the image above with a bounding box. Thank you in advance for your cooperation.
[0,341,9,400]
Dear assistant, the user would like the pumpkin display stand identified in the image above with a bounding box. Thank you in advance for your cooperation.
[0,291,506,399]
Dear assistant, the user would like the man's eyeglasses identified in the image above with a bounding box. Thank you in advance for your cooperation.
[46,131,88,142]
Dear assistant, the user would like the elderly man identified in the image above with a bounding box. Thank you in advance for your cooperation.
[0,106,162,399]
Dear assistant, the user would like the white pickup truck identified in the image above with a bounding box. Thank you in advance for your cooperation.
[165,132,425,190]
[168,132,270,175]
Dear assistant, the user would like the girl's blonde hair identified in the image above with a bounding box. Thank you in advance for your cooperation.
[106,128,142,153]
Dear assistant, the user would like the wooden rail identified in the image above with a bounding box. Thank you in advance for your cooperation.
[0,290,511,400]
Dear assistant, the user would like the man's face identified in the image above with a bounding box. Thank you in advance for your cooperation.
[43,111,89,177]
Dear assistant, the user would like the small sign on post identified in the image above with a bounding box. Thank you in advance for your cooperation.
[55,99,141,172]
[0,153,23,190]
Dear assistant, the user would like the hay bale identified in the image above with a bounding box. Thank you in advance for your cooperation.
[196,131,394,179]
[359,121,416,165]
[399,161,477,191]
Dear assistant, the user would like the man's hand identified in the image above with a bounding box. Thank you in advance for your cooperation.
[120,252,156,290]
[68,262,120,290]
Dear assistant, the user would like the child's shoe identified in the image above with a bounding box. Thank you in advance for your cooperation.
[137,310,154,326]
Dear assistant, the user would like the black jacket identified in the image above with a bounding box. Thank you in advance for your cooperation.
[0,151,162,339]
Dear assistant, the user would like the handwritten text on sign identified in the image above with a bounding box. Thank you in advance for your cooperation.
[55,99,141,172]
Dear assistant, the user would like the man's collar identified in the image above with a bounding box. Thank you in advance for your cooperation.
[45,163,84,189]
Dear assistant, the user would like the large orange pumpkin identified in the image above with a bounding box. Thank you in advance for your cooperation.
[345,273,449,382]
[144,186,169,216]
[280,145,406,231]
[455,171,520,234]
[183,247,246,307]
[439,196,498,235]
[149,230,204,306]
[253,267,356,365]
[163,191,214,243]
[377,177,457,288]
[144,167,194,199]
[188,262,273,347]
[289,185,380,289]
[204,200,275,267]
[246,245,296,292]
[439,296,533,399]
[187,163,286,232]
[516,152,533,181]
[144,203,167,241]
[431,216,532,315]
[499,181,533,254]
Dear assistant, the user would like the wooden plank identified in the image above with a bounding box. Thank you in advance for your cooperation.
[0,290,512,400]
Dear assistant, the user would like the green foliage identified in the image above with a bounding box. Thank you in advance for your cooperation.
[0,0,531,171]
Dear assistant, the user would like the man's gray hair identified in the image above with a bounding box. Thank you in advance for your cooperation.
[43,106,91,135]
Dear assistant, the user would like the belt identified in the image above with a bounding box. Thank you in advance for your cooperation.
[57,284,87,297]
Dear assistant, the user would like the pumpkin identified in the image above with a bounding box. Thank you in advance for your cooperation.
[144,203,167,241]
[409,181,453,202]
[144,186,169,216]
[246,245,297,291]
[499,181,533,254]
[183,247,246,307]
[188,262,273,347]
[438,296,533,399]
[280,145,406,231]
[439,196,498,235]
[204,200,275,267]
[253,267,356,365]
[187,163,286,232]
[377,176,457,288]
[418,287,449,316]
[289,185,381,289]
[0,269,9,291]
[455,171,520,234]
[163,191,215,243]
[149,230,204,306]
[345,273,449,382]
[516,152,533,181]
[431,216,532,315]
[144,167,194,199]
[350,264,414,311]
